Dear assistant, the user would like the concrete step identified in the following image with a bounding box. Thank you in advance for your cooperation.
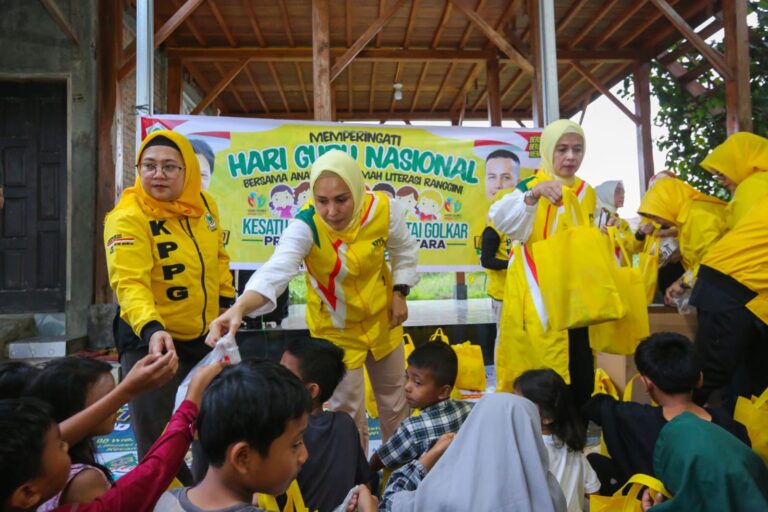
[0,315,38,359]
[6,335,86,360]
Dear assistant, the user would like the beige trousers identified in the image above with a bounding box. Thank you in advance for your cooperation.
[328,342,409,454]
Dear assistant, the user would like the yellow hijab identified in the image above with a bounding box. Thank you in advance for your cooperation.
[700,132,768,185]
[638,177,722,225]
[115,130,205,218]
[309,149,367,236]
[539,119,586,186]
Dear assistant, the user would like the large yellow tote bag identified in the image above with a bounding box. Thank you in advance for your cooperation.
[734,387,768,466]
[638,236,659,304]
[589,227,650,355]
[532,190,625,331]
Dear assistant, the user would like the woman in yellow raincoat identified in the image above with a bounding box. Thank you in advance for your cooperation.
[207,149,419,450]
[689,132,768,409]
[488,119,596,408]
[637,177,727,304]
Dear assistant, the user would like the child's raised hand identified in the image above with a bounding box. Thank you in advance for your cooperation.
[185,359,229,406]
[120,351,179,398]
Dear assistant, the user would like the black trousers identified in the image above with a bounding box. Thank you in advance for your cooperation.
[120,336,211,485]
[693,306,768,412]
[568,327,595,412]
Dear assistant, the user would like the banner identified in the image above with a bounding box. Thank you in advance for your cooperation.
[141,116,541,271]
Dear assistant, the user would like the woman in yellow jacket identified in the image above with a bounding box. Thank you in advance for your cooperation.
[488,119,596,408]
[637,177,727,304]
[690,132,768,409]
[104,130,236,482]
[207,149,419,450]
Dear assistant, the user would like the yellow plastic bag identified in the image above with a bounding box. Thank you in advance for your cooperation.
[258,480,310,512]
[452,341,487,391]
[532,190,625,331]
[428,328,471,399]
[589,227,650,355]
[590,473,670,512]
[403,332,415,361]
[638,236,660,304]
[734,387,768,466]
[593,368,620,399]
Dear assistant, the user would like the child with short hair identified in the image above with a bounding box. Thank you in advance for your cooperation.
[583,332,750,491]
[369,341,472,472]
[154,360,312,512]
[0,361,40,399]
[0,360,224,512]
[515,369,599,512]
[280,337,370,512]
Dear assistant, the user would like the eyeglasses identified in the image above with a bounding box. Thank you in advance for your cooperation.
[139,162,184,177]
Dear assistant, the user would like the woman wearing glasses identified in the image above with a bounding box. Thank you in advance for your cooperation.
[104,130,236,484]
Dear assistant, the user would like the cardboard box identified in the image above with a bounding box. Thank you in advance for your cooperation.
[595,306,696,402]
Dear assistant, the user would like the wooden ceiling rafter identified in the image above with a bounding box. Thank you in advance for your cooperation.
[649,0,732,80]
[330,0,409,82]
[572,61,639,124]
[402,0,420,49]
[556,0,590,35]
[369,62,378,112]
[568,0,621,48]
[268,62,291,112]
[431,2,454,49]
[39,0,80,45]
[449,64,483,112]
[409,62,430,112]
[244,65,270,113]
[457,0,485,49]
[430,62,456,111]
[119,0,205,80]
[470,62,505,111]
[278,0,296,47]
[295,63,312,112]
[374,0,386,48]
[450,0,533,73]
[591,0,648,48]
[190,59,249,114]
[228,109,531,121]
[214,62,249,112]
[241,0,266,47]
[208,0,237,47]
[617,0,678,48]
[657,16,722,64]
[348,67,354,112]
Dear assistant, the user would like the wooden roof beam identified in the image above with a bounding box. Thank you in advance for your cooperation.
[409,63,430,112]
[556,0,590,35]
[295,63,311,112]
[229,109,531,121]
[242,0,266,47]
[648,0,733,80]
[642,0,716,53]
[330,0,409,82]
[268,62,291,112]
[657,16,722,64]
[244,65,270,113]
[168,0,206,47]
[278,0,296,47]
[568,0,621,48]
[208,0,237,47]
[430,62,456,111]
[214,62,248,112]
[375,0,386,48]
[39,0,79,45]
[458,0,485,49]
[369,62,377,112]
[119,0,205,80]
[431,2,453,49]
[403,0,420,49]
[450,0,533,73]
[618,0,678,48]
[449,64,483,112]
[191,59,249,114]
[571,61,640,124]
[592,0,650,49]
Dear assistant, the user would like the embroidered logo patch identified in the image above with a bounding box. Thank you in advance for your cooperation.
[204,213,217,231]
[107,234,135,253]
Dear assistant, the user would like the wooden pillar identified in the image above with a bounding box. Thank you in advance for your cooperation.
[486,55,502,126]
[528,0,543,126]
[633,63,654,192]
[94,0,121,303]
[167,56,183,114]
[312,0,332,120]
[722,0,752,134]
